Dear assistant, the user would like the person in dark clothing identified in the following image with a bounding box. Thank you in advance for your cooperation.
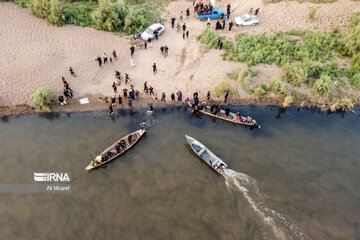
[113,50,117,60]
[153,63,157,75]
[176,90,182,101]
[118,95,122,108]
[229,21,233,31]
[194,97,199,106]
[95,56,102,67]
[63,89,70,100]
[108,104,113,115]
[110,57,113,63]
[216,20,222,30]
[111,96,116,106]
[149,103,154,111]
[182,23,186,32]
[130,46,135,56]
[129,91,135,100]
[219,40,223,50]
[161,92,166,102]
[67,88,73,98]
[123,88,128,98]
[149,86,154,95]
[103,53,108,64]
[171,17,176,28]
[207,91,211,101]
[155,31,159,40]
[193,92,198,100]
[186,8,190,17]
[112,82,117,93]
[222,20,226,30]
[143,81,148,92]
[255,8,259,16]
[171,93,175,101]
[164,46,169,57]
[160,46,164,55]
[210,104,215,113]
[69,67,76,77]
[128,97,133,109]
[115,71,121,81]
[224,89,229,103]
[144,41,147,49]
[186,30,189,38]
[225,108,230,117]
[58,96,66,105]
[183,32,185,39]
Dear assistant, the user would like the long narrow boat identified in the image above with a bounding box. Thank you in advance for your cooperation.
[188,102,261,128]
[85,129,146,171]
[185,135,228,175]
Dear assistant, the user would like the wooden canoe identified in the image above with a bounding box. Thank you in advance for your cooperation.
[188,102,261,128]
[185,135,228,175]
[85,129,146,171]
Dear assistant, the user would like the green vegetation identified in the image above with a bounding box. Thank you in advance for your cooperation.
[228,67,254,94]
[283,95,294,107]
[249,68,259,77]
[197,29,233,51]
[212,80,231,98]
[330,97,354,111]
[3,0,158,34]
[312,74,338,98]
[309,6,319,20]
[270,78,288,96]
[254,83,269,97]
[31,87,54,111]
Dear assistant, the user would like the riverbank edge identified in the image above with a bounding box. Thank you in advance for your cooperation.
[1,94,357,116]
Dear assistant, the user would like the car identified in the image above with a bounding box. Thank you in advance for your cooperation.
[195,7,226,21]
[234,14,259,26]
[140,23,165,41]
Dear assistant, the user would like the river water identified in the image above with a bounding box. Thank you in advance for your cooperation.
[0,106,359,240]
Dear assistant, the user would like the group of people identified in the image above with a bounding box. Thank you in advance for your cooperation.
[58,68,76,106]
[95,50,118,67]
[107,84,140,115]
[194,1,213,15]
[160,45,169,57]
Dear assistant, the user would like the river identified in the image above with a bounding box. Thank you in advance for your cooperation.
[0,106,359,240]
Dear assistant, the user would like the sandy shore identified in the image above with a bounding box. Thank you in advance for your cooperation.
[0,0,359,115]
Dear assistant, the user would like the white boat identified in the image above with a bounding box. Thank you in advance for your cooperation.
[85,129,146,171]
[185,135,228,175]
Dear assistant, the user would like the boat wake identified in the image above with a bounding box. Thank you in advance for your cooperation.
[223,169,309,240]
[145,111,155,127]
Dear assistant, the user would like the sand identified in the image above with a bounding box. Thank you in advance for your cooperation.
[0,0,359,110]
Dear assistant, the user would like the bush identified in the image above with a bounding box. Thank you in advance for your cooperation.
[197,29,233,50]
[270,78,288,95]
[350,73,360,88]
[330,97,354,111]
[309,7,318,20]
[254,85,268,97]
[91,0,128,32]
[213,81,230,98]
[229,67,254,94]
[30,0,65,26]
[250,68,259,77]
[283,95,294,107]
[63,5,94,26]
[312,74,337,98]
[123,7,154,34]
[14,0,30,7]
[31,87,54,111]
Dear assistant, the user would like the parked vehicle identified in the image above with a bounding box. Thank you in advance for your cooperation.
[195,7,226,21]
[234,14,259,26]
[141,23,165,41]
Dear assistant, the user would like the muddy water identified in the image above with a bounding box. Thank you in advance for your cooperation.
[0,106,359,240]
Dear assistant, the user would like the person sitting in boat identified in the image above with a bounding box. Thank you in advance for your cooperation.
[213,105,220,115]
[119,139,126,148]
[225,108,230,117]
[139,120,146,130]
[210,104,215,113]
[235,112,242,122]
[128,135,133,144]
[132,133,138,140]
[246,116,252,123]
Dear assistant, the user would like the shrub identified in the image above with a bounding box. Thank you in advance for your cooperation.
[254,87,267,97]
[229,67,254,94]
[283,65,308,86]
[213,81,230,98]
[250,68,259,77]
[312,74,337,98]
[123,7,154,34]
[330,97,354,111]
[283,95,294,107]
[31,87,54,111]
[197,29,220,49]
[30,0,65,26]
[63,5,94,27]
[91,0,128,32]
[270,78,288,95]
[350,73,360,88]
[309,7,319,20]
[14,0,30,7]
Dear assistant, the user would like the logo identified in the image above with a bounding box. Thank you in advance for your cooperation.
[34,172,71,182]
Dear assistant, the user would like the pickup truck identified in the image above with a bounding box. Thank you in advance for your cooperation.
[195,7,226,21]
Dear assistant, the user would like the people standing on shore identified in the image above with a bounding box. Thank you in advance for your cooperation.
[164,46,169,57]
[160,46,164,55]
[207,18,211,27]
[153,63,157,75]
[143,81,148,92]
[69,67,76,77]
[96,56,102,67]
[115,71,121,81]
[103,53,108,64]
[130,46,135,56]
[144,41,147,49]
[227,3,231,19]
[63,89,71,100]
[186,31,189,38]
[222,19,226,30]
[118,95,122,108]
[108,104,113,115]
[229,21,233,31]
[161,92,166,102]
[171,93,175,102]
[123,88,128,98]
[255,8,260,16]
[154,93,158,100]
[147,38,152,47]
[171,17,176,28]
[128,97,133,109]
[130,57,135,67]
[183,32,185,39]
[176,90,182,101]
[182,23,186,32]
[207,91,211,101]
[58,96,66,106]
[149,86,154,95]
[224,89,229,104]
[149,103,154,112]
[111,96,116,106]
[112,82,117,93]
[110,57,113,63]
[219,40,223,50]
[113,50,117,60]
[193,92,198,100]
